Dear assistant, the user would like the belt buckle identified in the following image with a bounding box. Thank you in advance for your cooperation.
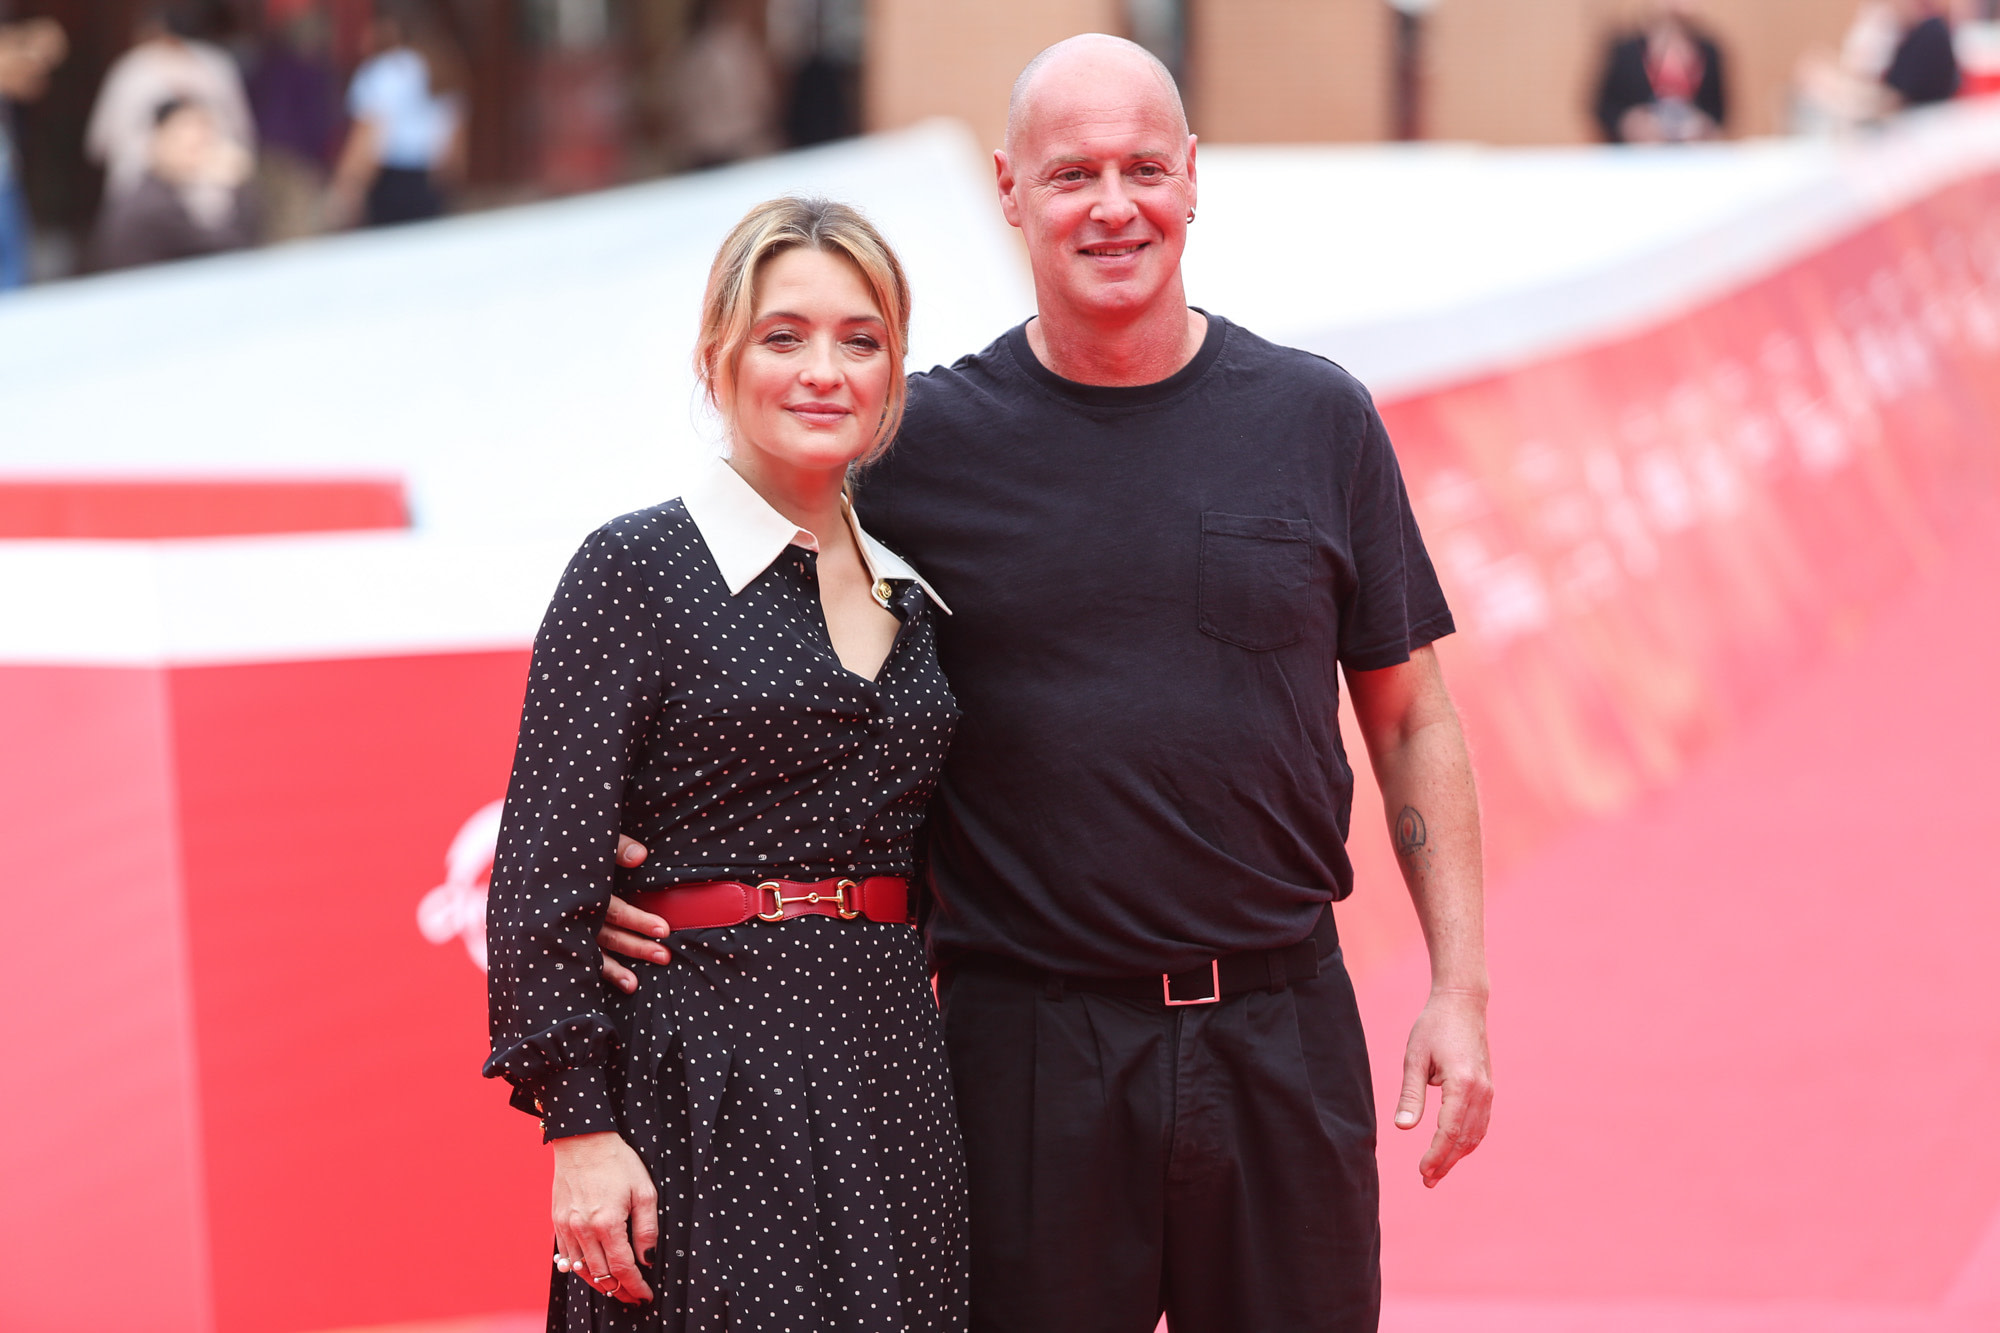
[1162,959,1222,1006]
[754,881,787,922]
[756,878,863,922]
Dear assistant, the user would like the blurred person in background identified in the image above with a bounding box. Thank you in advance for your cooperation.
[1880,0,1961,106]
[92,95,255,271]
[86,2,253,211]
[483,195,968,1326]
[0,12,65,289]
[770,0,864,148]
[248,0,340,242]
[1793,0,1960,131]
[675,0,780,168]
[1593,0,1729,143]
[328,0,465,228]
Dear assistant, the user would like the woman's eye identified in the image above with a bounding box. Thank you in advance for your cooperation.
[846,336,882,353]
[761,331,801,348]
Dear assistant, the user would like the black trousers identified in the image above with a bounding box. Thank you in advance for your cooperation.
[938,918,1380,1333]
[364,166,445,228]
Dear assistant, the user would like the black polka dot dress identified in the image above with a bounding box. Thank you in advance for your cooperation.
[483,484,967,1333]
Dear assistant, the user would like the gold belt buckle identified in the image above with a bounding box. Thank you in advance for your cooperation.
[755,881,787,921]
[1163,959,1222,1006]
[755,878,862,922]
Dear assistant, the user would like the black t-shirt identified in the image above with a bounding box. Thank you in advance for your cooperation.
[856,313,1454,976]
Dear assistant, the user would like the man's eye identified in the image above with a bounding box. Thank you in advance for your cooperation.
[1133,164,1163,178]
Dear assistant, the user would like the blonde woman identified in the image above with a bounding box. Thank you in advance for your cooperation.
[484,197,967,1331]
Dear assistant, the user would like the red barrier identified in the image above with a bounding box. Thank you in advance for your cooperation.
[1367,167,2000,889]
[0,478,409,539]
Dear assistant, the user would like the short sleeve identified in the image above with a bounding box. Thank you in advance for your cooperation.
[1337,388,1455,672]
[346,51,411,125]
[482,523,668,1140]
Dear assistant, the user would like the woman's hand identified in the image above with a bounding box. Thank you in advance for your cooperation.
[598,837,668,993]
[552,1132,657,1304]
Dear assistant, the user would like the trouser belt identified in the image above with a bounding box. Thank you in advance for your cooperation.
[627,875,911,931]
[954,908,1336,1005]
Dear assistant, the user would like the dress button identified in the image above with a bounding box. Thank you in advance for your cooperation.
[872,579,894,606]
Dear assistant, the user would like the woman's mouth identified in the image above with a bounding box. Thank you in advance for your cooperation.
[785,403,851,427]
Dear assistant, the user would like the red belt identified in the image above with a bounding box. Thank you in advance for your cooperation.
[627,876,911,931]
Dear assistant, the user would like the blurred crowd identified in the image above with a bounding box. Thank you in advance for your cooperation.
[0,0,862,290]
[2,0,1997,294]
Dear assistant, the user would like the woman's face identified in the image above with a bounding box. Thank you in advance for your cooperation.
[728,246,893,483]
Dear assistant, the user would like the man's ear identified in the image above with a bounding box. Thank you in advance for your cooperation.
[1185,134,1198,208]
[994,149,1022,230]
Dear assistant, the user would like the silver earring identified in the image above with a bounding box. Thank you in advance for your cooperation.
[1186,209,1196,223]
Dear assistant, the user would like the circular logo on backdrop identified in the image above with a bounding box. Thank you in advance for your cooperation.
[417,799,503,972]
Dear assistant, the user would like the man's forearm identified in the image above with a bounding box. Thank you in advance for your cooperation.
[1356,663,1487,996]
[1348,646,1493,1179]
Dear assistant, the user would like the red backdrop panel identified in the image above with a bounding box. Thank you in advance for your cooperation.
[0,667,212,1333]
[166,652,541,1333]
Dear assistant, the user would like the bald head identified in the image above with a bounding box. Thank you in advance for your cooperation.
[1006,34,1188,154]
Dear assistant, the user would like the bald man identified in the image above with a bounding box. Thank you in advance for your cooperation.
[602,34,1492,1332]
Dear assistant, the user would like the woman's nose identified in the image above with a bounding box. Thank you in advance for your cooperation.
[798,338,843,388]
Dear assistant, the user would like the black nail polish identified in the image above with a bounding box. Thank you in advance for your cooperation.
[642,1247,657,1266]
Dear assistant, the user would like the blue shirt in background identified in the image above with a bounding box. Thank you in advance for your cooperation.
[347,48,459,171]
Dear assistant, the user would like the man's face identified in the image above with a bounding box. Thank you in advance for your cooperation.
[997,60,1197,327]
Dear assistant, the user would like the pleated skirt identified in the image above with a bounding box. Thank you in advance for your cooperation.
[550,914,968,1333]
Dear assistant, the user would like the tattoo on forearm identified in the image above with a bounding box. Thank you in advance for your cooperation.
[1394,805,1428,859]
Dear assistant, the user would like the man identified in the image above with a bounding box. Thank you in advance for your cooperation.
[599,34,1491,1331]
[1592,0,1728,143]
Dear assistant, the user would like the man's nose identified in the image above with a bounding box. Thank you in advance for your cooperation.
[1090,170,1138,227]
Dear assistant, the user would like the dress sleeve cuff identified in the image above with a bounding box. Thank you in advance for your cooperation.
[536,1064,621,1143]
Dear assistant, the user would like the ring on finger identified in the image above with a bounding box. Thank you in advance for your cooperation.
[553,1255,572,1272]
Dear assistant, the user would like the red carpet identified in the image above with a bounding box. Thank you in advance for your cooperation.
[1360,510,2000,1328]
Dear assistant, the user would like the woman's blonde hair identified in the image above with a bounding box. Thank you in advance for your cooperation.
[695,197,913,464]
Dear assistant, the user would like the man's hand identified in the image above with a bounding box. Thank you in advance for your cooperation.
[551,1131,657,1304]
[598,836,666,992]
[1395,989,1493,1188]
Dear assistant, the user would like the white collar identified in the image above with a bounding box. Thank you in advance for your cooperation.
[680,459,950,613]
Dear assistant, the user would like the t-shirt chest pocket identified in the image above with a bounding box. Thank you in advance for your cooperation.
[1197,511,1313,651]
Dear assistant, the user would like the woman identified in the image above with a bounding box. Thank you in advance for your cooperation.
[484,196,968,1333]
[329,0,465,227]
